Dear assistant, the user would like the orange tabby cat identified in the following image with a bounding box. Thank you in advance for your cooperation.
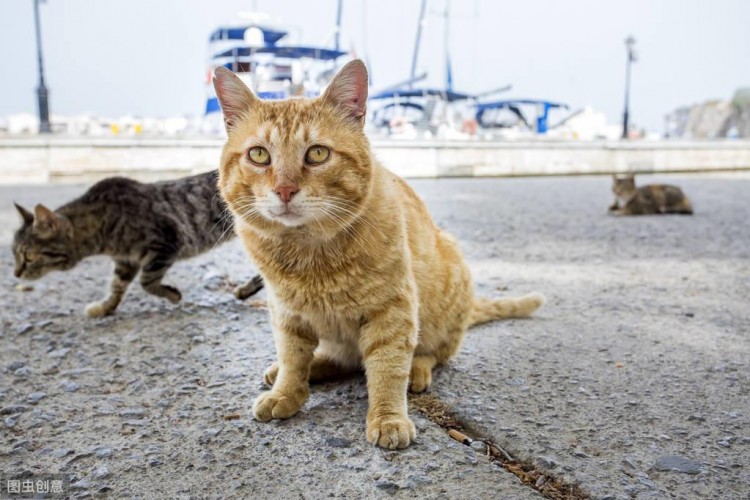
[214,60,545,449]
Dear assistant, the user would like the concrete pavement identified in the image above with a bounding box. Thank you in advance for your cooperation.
[1,174,748,498]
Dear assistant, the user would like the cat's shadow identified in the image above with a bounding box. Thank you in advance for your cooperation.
[305,364,452,397]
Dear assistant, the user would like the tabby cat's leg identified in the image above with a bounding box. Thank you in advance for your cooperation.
[263,352,359,386]
[233,274,264,300]
[409,354,438,394]
[85,259,140,317]
[253,316,317,421]
[359,304,418,449]
[139,251,181,303]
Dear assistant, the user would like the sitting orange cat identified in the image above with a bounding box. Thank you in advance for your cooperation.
[213,60,545,449]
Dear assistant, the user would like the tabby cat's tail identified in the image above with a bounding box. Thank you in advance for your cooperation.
[468,292,546,327]
[681,198,694,215]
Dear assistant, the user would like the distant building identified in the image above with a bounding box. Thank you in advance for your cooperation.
[664,106,691,138]
[725,88,750,138]
[665,88,750,139]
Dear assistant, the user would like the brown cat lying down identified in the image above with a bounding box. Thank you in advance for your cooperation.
[609,174,693,215]
[12,171,263,317]
[213,60,545,449]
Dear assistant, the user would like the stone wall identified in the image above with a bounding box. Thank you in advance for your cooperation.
[1,137,749,184]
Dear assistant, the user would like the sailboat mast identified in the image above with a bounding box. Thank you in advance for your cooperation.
[445,0,452,92]
[334,0,343,51]
[410,0,427,88]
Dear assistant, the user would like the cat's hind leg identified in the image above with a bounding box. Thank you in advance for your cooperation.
[409,354,438,393]
[85,259,140,317]
[139,251,181,303]
[233,274,264,300]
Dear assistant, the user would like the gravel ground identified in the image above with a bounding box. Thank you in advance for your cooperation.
[1,174,748,499]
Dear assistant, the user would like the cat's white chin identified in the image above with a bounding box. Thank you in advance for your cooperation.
[268,211,307,227]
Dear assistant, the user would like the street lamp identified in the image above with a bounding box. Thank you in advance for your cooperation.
[33,0,51,134]
[621,35,637,139]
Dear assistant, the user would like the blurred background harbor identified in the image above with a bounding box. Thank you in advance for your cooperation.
[2,4,749,497]
[1,0,749,182]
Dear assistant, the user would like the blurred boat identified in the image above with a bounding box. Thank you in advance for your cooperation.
[202,11,348,134]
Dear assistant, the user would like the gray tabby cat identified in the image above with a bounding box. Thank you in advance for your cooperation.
[12,170,263,317]
[609,173,693,216]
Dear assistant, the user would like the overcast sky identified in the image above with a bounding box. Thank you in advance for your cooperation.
[1,0,748,132]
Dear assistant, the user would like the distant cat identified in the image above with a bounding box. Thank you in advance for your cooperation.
[213,60,545,449]
[609,174,693,215]
[12,171,263,317]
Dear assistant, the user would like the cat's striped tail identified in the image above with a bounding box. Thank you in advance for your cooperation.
[681,198,694,215]
[468,292,546,327]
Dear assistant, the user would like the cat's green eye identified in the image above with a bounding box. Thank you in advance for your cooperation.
[305,145,330,165]
[248,146,271,166]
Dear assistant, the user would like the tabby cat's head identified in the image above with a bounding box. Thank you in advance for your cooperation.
[12,203,78,280]
[612,174,636,197]
[214,60,372,236]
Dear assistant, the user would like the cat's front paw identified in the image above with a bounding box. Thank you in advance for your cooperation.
[366,415,416,449]
[252,390,302,422]
[85,301,114,318]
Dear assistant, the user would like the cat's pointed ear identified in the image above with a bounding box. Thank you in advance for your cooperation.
[322,59,368,125]
[213,66,258,133]
[32,204,59,235]
[14,202,34,226]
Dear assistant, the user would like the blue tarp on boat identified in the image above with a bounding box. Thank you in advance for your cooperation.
[214,46,347,61]
[475,99,568,133]
[369,88,472,102]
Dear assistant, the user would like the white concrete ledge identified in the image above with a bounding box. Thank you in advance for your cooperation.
[1,137,749,184]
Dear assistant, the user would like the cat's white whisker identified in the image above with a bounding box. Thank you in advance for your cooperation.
[320,198,387,241]
[315,204,369,254]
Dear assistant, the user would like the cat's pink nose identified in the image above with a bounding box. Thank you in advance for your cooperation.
[274,185,299,203]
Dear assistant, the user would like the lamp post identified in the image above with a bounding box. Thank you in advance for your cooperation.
[621,35,637,139]
[33,0,51,134]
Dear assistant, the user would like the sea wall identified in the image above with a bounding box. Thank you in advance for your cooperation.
[1,137,749,184]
